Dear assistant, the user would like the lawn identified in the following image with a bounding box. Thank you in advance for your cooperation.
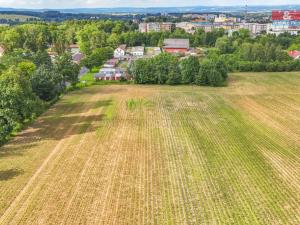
[0,72,299,224]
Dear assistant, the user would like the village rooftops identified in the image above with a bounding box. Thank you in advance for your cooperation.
[163,39,190,49]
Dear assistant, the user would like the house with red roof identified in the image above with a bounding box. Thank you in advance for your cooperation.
[288,50,300,60]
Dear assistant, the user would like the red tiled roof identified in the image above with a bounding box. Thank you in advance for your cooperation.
[69,44,79,48]
[288,50,300,59]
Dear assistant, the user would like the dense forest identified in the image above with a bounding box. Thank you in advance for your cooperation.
[0,19,300,144]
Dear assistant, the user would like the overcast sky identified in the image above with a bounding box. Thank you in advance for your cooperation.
[0,0,299,9]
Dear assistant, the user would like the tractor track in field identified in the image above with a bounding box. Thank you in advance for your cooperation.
[0,72,300,224]
[0,88,103,224]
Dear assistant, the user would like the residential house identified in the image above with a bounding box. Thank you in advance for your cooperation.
[163,39,190,54]
[69,44,80,55]
[139,23,147,33]
[103,58,119,68]
[288,50,300,60]
[160,23,175,32]
[130,46,145,57]
[215,14,237,23]
[72,53,84,64]
[94,68,126,81]
[114,45,127,59]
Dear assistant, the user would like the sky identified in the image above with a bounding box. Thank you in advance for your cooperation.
[0,0,299,9]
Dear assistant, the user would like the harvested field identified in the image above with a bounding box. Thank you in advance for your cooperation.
[0,72,300,224]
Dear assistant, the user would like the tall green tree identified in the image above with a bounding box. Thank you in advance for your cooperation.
[180,56,200,84]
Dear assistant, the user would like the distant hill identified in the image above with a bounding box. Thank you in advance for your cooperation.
[1,5,300,14]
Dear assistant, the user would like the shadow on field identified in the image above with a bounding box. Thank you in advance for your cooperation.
[46,100,113,116]
[0,143,39,158]
[0,99,113,158]
[0,168,24,181]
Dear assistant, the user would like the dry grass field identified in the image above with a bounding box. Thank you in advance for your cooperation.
[0,72,299,224]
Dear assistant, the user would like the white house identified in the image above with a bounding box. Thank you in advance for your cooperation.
[130,46,145,57]
[69,44,80,55]
[114,45,126,59]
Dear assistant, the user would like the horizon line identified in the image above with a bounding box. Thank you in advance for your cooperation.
[1,4,300,10]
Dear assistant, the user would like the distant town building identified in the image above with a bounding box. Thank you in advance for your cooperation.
[215,14,237,23]
[288,50,300,60]
[139,22,175,33]
[114,45,126,59]
[240,23,269,34]
[147,23,161,32]
[139,23,148,33]
[163,39,190,54]
[268,10,300,35]
[160,22,175,32]
[176,22,196,34]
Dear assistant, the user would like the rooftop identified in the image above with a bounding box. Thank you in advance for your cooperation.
[72,53,84,62]
[69,44,79,48]
[288,50,300,59]
[163,39,190,49]
[131,46,145,52]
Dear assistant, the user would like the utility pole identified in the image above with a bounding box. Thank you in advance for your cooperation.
[244,0,248,23]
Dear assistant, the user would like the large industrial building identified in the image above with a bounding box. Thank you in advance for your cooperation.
[268,10,300,35]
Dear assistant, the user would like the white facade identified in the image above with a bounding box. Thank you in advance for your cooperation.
[267,22,300,36]
[114,47,125,59]
[131,46,145,57]
[240,23,269,35]
[69,45,80,55]
[139,23,147,33]
[147,23,161,32]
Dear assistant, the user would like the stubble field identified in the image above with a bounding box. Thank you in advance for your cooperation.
[0,72,299,224]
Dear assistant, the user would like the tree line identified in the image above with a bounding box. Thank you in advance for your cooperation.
[213,29,300,72]
[130,53,228,86]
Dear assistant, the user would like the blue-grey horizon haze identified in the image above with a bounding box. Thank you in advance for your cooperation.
[0,0,299,9]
